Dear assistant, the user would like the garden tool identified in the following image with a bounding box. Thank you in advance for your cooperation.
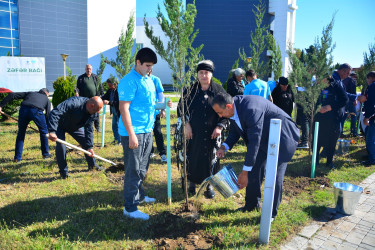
[0,110,38,132]
[45,134,124,172]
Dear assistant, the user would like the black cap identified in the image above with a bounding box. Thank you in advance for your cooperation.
[279,77,288,85]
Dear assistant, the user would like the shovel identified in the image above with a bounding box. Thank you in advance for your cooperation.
[0,110,39,132]
[45,134,124,172]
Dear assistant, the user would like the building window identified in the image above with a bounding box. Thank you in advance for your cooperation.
[136,43,144,50]
[0,0,19,56]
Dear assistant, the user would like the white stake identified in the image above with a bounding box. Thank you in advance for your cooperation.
[259,119,282,245]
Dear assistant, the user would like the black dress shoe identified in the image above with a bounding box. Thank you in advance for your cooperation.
[43,154,52,159]
[326,162,335,169]
[361,160,375,167]
[204,189,215,199]
[236,204,260,212]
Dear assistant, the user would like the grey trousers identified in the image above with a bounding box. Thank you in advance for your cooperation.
[121,133,153,212]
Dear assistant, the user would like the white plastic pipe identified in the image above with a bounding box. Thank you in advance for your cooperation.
[259,119,282,245]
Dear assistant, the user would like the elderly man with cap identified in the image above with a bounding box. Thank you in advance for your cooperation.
[227,68,246,97]
[271,77,295,117]
[0,88,52,162]
[47,96,104,179]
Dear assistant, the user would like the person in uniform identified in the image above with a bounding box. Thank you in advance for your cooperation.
[314,76,348,169]
[178,60,229,198]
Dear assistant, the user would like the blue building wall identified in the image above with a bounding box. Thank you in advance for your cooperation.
[186,0,271,83]
[18,0,88,91]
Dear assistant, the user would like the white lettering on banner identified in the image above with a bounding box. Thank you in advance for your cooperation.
[0,57,46,92]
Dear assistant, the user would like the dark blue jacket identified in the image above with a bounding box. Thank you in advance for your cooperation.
[332,71,356,102]
[48,96,96,149]
[342,77,357,95]
[315,77,348,123]
[364,81,375,123]
[224,95,299,167]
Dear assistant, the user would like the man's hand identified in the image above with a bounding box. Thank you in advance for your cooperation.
[129,134,139,149]
[216,145,226,158]
[357,95,367,103]
[237,170,249,189]
[103,100,109,105]
[167,99,172,108]
[160,109,166,118]
[0,107,2,113]
[364,118,370,126]
[48,133,57,142]
[185,122,193,140]
[211,126,222,139]
[87,148,95,158]
[319,105,332,114]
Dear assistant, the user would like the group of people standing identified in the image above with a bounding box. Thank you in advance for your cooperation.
[2,46,374,223]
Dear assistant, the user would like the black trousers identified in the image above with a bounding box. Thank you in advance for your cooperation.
[151,114,166,156]
[245,150,289,218]
[314,117,340,165]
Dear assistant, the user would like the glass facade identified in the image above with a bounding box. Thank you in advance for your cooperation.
[0,0,19,56]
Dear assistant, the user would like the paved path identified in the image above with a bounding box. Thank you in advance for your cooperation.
[282,172,375,250]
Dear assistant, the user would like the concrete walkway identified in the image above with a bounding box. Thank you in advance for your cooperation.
[281,172,375,250]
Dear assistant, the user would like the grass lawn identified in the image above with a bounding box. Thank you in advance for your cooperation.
[0,110,374,249]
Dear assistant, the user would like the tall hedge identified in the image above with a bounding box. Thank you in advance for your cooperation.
[52,75,76,107]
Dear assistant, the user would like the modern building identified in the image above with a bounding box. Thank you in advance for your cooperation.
[1,0,296,90]
[0,0,88,90]
[186,0,297,82]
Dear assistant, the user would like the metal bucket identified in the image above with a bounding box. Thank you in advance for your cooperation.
[333,182,363,215]
[336,139,350,155]
[203,165,240,198]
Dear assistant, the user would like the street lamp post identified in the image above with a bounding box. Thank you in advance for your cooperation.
[246,57,252,69]
[60,54,69,79]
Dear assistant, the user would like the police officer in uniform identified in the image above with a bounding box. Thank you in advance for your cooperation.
[314,77,348,168]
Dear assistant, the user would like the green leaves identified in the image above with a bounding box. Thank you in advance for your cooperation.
[144,0,203,87]
[105,14,137,79]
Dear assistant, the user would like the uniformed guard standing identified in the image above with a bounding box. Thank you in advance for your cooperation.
[314,77,348,168]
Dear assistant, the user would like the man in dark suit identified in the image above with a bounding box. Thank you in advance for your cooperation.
[212,93,299,219]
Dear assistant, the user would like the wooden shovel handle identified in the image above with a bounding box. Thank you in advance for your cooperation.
[46,134,116,166]
[0,110,39,132]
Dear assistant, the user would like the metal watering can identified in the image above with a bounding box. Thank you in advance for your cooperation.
[197,164,240,198]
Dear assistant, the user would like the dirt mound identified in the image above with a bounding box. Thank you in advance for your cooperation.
[283,176,330,196]
[105,164,124,173]
[151,202,223,249]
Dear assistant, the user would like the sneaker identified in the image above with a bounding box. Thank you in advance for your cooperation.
[13,158,21,163]
[297,142,309,149]
[43,154,52,159]
[149,153,156,159]
[123,209,149,220]
[160,154,167,163]
[142,196,156,203]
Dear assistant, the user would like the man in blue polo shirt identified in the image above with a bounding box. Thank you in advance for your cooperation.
[244,69,273,102]
[118,48,159,220]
